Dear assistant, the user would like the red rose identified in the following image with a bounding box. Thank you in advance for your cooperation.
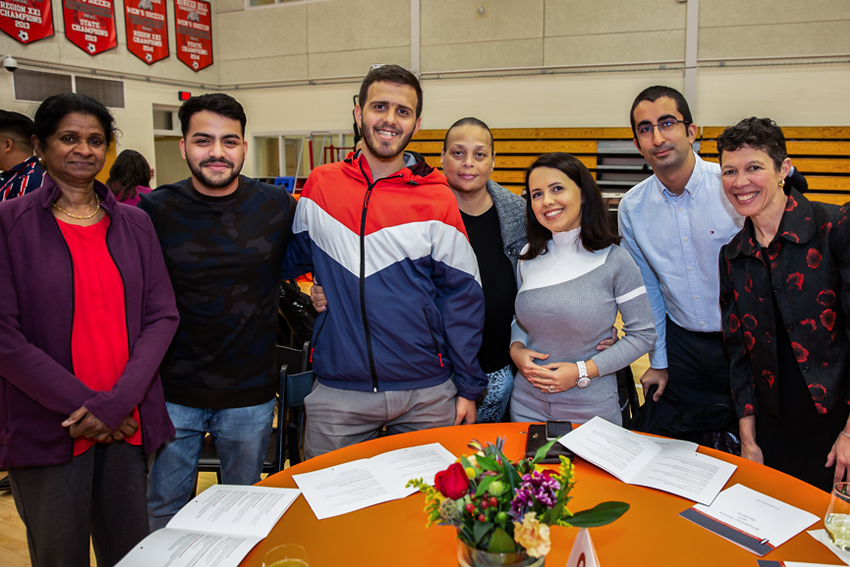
[434,462,469,499]
[742,314,757,330]
[806,249,822,269]
[808,383,827,401]
[800,318,817,332]
[761,370,775,388]
[734,290,739,301]
[821,222,833,233]
[744,332,755,351]
[745,274,753,292]
[728,314,740,333]
[815,403,827,415]
[791,342,809,363]
[744,404,755,416]
[787,273,804,290]
[821,309,836,331]
[817,290,836,306]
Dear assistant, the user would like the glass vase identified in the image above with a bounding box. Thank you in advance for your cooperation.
[457,540,545,567]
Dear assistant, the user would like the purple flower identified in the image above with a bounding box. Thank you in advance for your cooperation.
[509,471,561,521]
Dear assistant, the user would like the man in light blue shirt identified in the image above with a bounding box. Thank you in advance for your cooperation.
[618,86,743,451]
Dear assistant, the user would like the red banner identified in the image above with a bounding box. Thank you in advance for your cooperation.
[174,0,212,72]
[63,0,117,55]
[125,0,168,65]
[0,0,54,44]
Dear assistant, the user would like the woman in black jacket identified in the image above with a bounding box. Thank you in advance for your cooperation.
[718,117,850,491]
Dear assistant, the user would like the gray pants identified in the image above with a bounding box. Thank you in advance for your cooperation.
[510,386,622,427]
[9,442,149,567]
[304,379,458,459]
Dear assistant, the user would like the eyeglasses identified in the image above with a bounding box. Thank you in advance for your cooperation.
[636,118,691,138]
[369,63,421,82]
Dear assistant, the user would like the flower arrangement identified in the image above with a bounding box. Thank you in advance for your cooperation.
[407,437,628,564]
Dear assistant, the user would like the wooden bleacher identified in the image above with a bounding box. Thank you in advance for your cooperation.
[699,127,850,206]
[409,126,850,206]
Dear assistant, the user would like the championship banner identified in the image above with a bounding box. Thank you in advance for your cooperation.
[62,0,117,55]
[125,0,168,65]
[174,0,212,72]
[0,0,54,44]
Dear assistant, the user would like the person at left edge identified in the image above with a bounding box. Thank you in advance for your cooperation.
[0,93,179,567]
[0,109,46,201]
[141,93,297,531]
[0,110,48,493]
[282,64,487,459]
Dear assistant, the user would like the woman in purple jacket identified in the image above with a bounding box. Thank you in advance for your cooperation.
[0,94,179,567]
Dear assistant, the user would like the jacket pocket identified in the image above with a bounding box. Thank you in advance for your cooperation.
[310,309,331,364]
[422,307,444,369]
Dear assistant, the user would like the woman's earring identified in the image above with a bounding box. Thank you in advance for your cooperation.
[779,179,785,189]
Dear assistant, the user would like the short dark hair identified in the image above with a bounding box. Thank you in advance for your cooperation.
[442,117,494,154]
[178,93,247,137]
[717,117,787,171]
[106,149,151,202]
[520,152,620,261]
[359,65,422,119]
[0,109,35,152]
[630,85,694,138]
[32,93,116,149]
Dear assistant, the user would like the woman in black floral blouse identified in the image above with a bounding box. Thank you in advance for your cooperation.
[718,117,850,491]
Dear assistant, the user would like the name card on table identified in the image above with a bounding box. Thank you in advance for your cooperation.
[680,484,818,556]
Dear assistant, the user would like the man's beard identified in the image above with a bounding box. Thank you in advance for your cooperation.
[188,156,243,189]
[361,123,414,161]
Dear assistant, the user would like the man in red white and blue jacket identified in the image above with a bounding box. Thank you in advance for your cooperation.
[283,65,487,459]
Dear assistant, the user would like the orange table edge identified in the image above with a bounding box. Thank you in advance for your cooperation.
[243,423,841,566]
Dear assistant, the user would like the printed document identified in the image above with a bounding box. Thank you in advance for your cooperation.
[681,484,818,555]
[116,485,301,567]
[558,416,735,504]
[293,442,456,519]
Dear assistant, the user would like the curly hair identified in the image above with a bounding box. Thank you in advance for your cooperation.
[717,116,787,171]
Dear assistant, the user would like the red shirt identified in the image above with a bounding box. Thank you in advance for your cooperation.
[57,215,141,455]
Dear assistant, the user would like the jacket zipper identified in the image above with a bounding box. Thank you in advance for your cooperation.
[422,308,444,368]
[356,160,404,392]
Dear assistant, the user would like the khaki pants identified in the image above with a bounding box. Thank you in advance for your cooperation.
[304,379,458,459]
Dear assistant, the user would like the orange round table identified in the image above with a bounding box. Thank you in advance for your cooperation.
[243,423,841,566]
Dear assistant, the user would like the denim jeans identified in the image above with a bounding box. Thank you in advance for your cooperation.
[146,399,275,531]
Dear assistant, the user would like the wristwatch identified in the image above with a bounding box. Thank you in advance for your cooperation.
[575,361,591,389]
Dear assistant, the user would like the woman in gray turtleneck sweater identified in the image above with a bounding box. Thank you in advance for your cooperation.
[509,153,656,426]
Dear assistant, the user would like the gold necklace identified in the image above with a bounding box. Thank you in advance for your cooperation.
[52,193,101,220]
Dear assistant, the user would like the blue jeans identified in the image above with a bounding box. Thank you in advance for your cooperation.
[146,399,275,531]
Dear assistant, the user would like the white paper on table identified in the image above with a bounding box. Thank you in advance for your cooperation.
[808,529,850,565]
[558,416,736,505]
[116,485,301,567]
[293,442,456,520]
[759,561,847,567]
[680,484,818,556]
[116,529,262,567]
